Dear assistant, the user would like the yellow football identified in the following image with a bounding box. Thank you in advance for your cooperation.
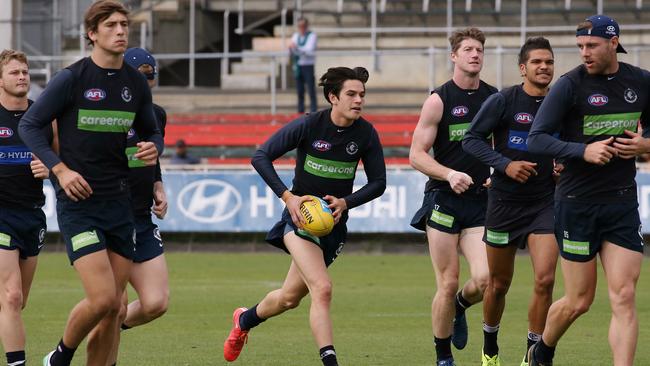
[299,195,335,237]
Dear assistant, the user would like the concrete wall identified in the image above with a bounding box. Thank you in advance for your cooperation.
[0,1,13,50]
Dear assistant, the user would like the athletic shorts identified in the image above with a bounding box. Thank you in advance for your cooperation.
[483,194,554,249]
[0,206,46,259]
[410,190,487,234]
[133,215,164,263]
[57,197,136,264]
[266,208,347,267]
[555,200,644,262]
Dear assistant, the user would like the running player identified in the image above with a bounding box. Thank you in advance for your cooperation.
[108,47,169,365]
[223,66,386,366]
[527,15,649,366]
[0,49,54,366]
[18,1,163,365]
[409,27,496,366]
[462,37,559,366]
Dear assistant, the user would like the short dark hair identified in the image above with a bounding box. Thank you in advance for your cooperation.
[318,67,369,104]
[84,0,130,46]
[449,27,486,53]
[518,37,554,65]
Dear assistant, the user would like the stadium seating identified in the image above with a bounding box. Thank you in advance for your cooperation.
[164,113,416,166]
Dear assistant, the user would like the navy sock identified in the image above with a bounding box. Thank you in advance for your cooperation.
[6,350,25,366]
[238,304,266,331]
[50,339,76,366]
[120,323,131,330]
[434,336,452,361]
[526,332,541,361]
[482,323,500,357]
[535,338,556,362]
[455,291,471,315]
[319,345,338,366]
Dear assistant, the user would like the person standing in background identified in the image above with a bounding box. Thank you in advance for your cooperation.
[290,17,318,113]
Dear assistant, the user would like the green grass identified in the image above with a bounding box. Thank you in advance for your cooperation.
[21,252,650,365]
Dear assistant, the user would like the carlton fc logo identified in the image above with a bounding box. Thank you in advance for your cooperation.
[451,106,469,117]
[514,112,534,124]
[121,87,132,103]
[312,140,331,151]
[588,94,608,106]
[84,88,106,101]
[624,88,638,104]
[177,179,242,223]
[0,127,13,138]
[127,129,136,139]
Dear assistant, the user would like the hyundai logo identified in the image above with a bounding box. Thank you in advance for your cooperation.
[509,136,525,145]
[177,179,242,223]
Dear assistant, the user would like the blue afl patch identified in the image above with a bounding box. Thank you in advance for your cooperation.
[507,130,528,151]
[514,112,534,124]
[84,88,106,101]
[312,140,332,151]
[451,106,469,117]
[588,94,608,106]
[0,127,13,138]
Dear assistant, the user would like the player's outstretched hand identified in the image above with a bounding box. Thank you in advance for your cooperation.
[323,195,347,225]
[30,156,49,179]
[505,161,538,183]
[152,182,168,219]
[134,141,158,166]
[613,130,650,159]
[584,136,617,165]
[283,192,311,228]
[446,170,473,194]
[53,163,92,201]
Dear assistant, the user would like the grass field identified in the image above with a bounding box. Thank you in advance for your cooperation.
[21,252,650,365]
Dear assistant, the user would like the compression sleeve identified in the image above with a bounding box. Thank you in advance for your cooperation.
[343,128,387,209]
[640,69,650,138]
[18,69,75,169]
[251,117,307,197]
[153,104,166,182]
[528,76,586,159]
[462,93,511,173]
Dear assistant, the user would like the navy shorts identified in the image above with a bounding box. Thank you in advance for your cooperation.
[133,215,164,263]
[483,194,554,249]
[555,200,644,262]
[410,190,487,234]
[0,206,46,259]
[57,197,136,264]
[266,208,347,267]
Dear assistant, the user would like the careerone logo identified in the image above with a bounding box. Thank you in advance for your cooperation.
[583,112,641,135]
[451,106,469,117]
[0,127,13,138]
[448,123,470,141]
[304,154,357,179]
[588,94,608,106]
[77,109,134,133]
[177,179,242,223]
[514,112,534,124]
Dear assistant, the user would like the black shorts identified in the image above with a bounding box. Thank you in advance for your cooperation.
[555,200,644,262]
[133,215,164,263]
[266,208,347,267]
[410,190,486,234]
[0,206,46,259]
[57,197,136,264]
[483,194,554,249]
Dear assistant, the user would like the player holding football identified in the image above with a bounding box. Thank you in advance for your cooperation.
[223,66,386,366]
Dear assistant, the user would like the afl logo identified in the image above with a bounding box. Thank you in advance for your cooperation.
[452,106,469,117]
[588,94,608,106]
[514,112,534,124]
[312,140,331,151]
[127,129,136,139]
[0,127,13,138]
[84,88,106,101]
[509,136,525,145]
